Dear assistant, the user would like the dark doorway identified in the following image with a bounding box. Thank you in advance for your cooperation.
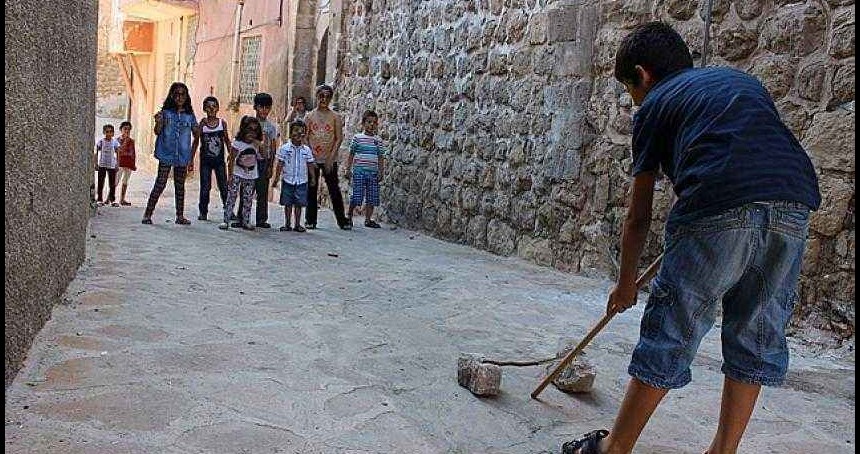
[316,28,329,86]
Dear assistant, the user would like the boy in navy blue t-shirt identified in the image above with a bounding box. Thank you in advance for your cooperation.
[561,22,821,454]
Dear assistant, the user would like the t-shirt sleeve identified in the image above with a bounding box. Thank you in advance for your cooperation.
[349,137,357,155]
[630,104,665,176]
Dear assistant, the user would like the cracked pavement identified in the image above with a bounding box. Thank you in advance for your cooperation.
[4,177,855,453]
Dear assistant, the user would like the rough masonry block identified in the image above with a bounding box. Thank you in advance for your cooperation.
[458,353,502,396]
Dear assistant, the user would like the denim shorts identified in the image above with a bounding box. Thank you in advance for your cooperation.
[279,182,308,207]
[628,201,810,389]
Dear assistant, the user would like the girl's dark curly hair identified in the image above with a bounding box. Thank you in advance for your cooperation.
[161,82,195,115]
[236,115,263,141]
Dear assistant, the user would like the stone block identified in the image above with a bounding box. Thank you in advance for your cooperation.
[547,5,579,43]
[802,110,855,173]
[547,342,596,393]
[457,353,501,396]
[716,23,758,61]
[750,54,797,99]
[665,0,697,20]
[548,357,596,393]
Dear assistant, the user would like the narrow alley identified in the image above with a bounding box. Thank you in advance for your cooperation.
[4,178,855,453]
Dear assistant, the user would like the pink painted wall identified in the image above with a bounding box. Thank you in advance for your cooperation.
[191,0,291,134]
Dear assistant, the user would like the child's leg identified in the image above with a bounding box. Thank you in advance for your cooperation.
[119,168,131,203]
[107,168,117,202]
[366,173,380,222]
[173,166,188,218]
[240,179,255,225]
[214,161,229,207]
[348,172,364,219]
[305,164,321,226]
[199,160,212,216]
[283,205,291,228]
[293,205,303,228]
[223,177,241,223]
[96,167,106,202]
[144,163,172,218]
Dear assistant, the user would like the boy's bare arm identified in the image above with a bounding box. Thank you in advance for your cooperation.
[220,120,232,152]
[272,161,283,187]
[329,114,343,165]
[607,171,656,314]
[307,162,316,185]
[226,148,237,177]
[153,111,164,135]
[189,124,201,172]
[345,153,354,173]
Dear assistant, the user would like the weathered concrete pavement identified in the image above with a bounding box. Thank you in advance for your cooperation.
[5,177,855,453]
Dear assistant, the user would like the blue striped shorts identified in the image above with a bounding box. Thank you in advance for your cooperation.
[350,171,380,207]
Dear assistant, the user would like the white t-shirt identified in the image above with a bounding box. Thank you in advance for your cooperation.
[96,138,120,169]
[231,140,260,180]
[276,142,315,185]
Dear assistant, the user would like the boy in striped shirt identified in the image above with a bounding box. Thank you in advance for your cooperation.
[344,110,385,228]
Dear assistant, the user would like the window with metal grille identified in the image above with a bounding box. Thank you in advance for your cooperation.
[239,36,262,104]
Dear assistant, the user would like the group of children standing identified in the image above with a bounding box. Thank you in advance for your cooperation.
[94,121,137,206]
[98,82,386,232]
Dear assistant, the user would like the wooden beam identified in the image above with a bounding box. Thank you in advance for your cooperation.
[113,54,135,98]
[129,55,148,99]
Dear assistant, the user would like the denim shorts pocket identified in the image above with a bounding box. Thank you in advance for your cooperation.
[641,278,675,338]
[775,207,810,238]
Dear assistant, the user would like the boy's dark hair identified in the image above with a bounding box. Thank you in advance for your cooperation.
[614,21,693,86]
[289,120,306,133]
[103,124,114,133]
[236,115,263,141]
[120,121,132,130]
[316,84,334,96]
[202,96,219,107]
[361,110,378,123]
[253,93,273,108]
[161,82,195,116]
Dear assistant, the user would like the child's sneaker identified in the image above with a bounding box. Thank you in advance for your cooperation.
[218,222,229,230]
[110,202,119,207]
[279,225,292,232]
[198,213,207,221]
[365,220,381,228]
[293,225,306,233]
[120,201,132,206]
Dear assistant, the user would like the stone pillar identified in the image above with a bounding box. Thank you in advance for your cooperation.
[289,0,318,107]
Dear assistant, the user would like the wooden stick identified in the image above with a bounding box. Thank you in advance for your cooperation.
[530,254,664,400]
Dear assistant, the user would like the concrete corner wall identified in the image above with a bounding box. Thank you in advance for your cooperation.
[336,0,855,341]
[5,0,97,386]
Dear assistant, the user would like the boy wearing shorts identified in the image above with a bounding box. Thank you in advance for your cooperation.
[561,22,821,454]
[345,110,385,228]
[272,120,316,232]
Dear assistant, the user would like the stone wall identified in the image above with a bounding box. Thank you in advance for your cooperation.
[5,1,98,386]
[97,0,128,119]
[335,0,854,342]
